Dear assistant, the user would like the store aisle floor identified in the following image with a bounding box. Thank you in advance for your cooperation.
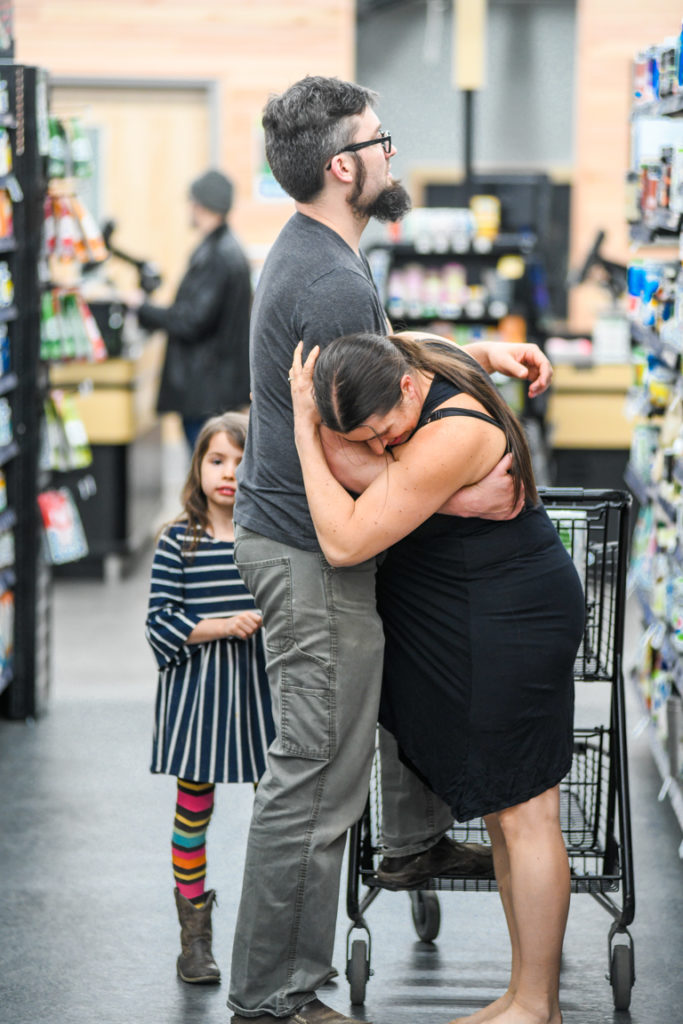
[1,543,682,1024]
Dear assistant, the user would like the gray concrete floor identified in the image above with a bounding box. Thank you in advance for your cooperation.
[1,474,682,1023]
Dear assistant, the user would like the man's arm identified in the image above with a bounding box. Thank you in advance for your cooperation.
[463,339,552,398]
[136,256,232,341]
[439,453,522,519]
[392,330,553,398]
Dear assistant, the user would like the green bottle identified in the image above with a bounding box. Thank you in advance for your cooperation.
[69,118,93,179]
[47,118,68,180]
[40,289,61,361]
[59,292,80,359]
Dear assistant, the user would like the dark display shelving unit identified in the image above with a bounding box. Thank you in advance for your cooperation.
[0,63,51,720]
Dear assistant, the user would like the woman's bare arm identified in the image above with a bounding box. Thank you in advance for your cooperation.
[320,426,390,493]
[323,425,521,518]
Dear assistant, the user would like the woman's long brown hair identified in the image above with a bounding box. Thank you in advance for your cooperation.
[313,333,538,508]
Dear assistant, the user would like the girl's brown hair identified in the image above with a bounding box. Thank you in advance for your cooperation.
[313,333,538,508]
[170,411,249,552]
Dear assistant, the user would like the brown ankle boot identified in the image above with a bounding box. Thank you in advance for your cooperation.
[174,888,221,984]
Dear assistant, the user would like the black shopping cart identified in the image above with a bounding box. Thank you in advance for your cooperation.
[345,488,635,1011]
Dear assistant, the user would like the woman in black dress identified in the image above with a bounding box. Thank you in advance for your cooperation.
[289,332,585,1024]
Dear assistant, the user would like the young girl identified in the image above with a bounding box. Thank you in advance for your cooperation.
[145,412,275,985]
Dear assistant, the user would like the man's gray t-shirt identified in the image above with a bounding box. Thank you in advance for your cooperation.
[235,212,387,551]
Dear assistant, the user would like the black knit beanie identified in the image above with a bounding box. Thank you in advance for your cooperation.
[189,169,234,214]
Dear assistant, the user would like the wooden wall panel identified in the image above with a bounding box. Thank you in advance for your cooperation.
[50,86,211,304]
[571,1,681,330]
[23,1,680,340]
[14,1,355,252]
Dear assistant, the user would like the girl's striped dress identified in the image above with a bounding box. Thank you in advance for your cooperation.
[146,521,275,783]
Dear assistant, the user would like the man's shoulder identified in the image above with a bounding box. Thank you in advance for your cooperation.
[272,215,359,262]
[264,220,369,291]
[255,253,374,323]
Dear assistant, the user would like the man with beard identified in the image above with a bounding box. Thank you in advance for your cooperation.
[228,76,553,1024]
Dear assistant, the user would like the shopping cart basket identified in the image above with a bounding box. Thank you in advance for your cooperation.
[345,488,635,1010]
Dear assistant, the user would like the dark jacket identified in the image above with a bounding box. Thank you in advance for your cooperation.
[138,224,252,419]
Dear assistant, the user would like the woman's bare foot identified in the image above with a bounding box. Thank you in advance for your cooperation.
[470,1000,562,1024]
[448,990,514,1024]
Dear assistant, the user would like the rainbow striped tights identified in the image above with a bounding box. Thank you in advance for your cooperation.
[172,779,215,907]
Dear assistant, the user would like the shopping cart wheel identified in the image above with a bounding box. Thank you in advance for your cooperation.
[410,890,441,942]
[347,938,370,1005]
[610,944,634,1011]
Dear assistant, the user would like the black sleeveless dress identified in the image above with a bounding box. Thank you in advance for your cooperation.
[376,376,585,822]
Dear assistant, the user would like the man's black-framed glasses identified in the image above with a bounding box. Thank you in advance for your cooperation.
[326,130,391,169]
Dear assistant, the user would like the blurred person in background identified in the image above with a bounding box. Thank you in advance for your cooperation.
[125,169,252,451]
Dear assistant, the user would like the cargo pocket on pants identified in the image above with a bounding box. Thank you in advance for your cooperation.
[233,547,336,761]
[279,645,334,761]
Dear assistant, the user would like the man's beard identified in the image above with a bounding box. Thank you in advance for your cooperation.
[362,181,412,222]
[349,157,412,222]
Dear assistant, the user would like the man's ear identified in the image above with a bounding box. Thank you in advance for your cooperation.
[327,152,355,184]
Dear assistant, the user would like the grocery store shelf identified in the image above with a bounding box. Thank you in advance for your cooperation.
[0,440,18,468]
[0,567,15,593]
[0,371,17,397]
[629,665,683,839]
[631,94,683,119]
[0,664,12,697]
[624,462,650,506]
[0,304,17,324]
[630,321,683,361]
[371,232,537,259]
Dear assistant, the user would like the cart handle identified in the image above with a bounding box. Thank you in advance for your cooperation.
[538,488,632,509]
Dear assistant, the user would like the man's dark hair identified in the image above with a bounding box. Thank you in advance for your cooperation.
[262,75,378,203]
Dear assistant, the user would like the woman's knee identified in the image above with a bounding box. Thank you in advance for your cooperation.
[497,786,561,842]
